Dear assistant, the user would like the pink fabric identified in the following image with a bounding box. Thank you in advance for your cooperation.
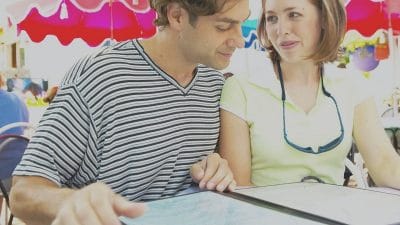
[72,0,150,13]
[8,0,156,46]
[346,0,400,36]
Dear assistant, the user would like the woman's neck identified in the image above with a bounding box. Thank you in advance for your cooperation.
[277,60,321,113]
[279,61,320,86]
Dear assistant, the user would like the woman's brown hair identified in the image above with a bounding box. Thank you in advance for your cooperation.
[257,0,347,65]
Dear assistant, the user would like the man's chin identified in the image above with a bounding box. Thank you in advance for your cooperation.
[206,61,231,70]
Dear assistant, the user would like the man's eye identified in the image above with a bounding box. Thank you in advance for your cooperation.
[216,26,230,31]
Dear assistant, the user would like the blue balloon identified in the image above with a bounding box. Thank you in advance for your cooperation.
[350,45,379,72]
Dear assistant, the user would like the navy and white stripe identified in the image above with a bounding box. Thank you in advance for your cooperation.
[14,40,224,201]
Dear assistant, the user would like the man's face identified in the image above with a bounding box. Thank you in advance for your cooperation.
[178,0,250,70]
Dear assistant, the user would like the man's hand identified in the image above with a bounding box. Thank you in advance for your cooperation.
[51,182,146,225]
[190,153,236,192]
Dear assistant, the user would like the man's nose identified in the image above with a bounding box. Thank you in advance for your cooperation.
[229,25,245,49]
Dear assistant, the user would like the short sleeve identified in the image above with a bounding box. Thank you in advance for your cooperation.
[13,56,96,187]
[220,77,247,121]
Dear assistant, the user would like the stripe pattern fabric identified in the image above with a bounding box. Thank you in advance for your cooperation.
[14,40,224,201]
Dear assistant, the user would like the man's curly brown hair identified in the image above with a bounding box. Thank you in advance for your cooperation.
[150,0,238,27]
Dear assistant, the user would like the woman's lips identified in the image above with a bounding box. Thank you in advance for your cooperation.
[279,41,299,50]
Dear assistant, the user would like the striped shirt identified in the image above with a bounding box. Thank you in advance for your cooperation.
[14,40,224,201]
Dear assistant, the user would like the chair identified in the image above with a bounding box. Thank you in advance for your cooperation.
[0,121,34,136]
[0,135,29,225]
[343,143,369,188]
[381,106,400,150]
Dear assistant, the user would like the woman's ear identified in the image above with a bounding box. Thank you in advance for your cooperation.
[166,2,189,30]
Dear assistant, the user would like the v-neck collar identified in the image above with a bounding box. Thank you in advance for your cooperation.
[246,54,341,114]
[133,40,199,95]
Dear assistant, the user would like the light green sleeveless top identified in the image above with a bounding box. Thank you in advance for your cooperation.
[220,60,370,185]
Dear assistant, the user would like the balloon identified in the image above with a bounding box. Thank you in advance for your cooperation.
[350,45,380,72]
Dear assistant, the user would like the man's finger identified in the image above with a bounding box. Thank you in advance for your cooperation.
[199,154,220,189]
[206,159,229,190]
[215,172,234,192]
[227,180,237,192]
[75,197,103,225]
[88,190,120,225]
[113,195,147,219]
[190,162,204,184]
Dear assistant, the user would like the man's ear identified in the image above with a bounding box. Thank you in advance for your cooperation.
[166,2,189,30]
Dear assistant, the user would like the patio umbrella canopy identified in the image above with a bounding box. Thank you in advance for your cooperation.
[346,0,400,36]
[6,0,157,46]
[345,0,400,71]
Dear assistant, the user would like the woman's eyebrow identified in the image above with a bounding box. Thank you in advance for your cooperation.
[266,7,297,14]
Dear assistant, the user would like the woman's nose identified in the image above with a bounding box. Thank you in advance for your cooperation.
[276,18,291,36]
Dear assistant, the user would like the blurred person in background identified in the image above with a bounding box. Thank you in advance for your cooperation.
[43,85,58,104]
[0,73,29,135]
[0,72,29,219]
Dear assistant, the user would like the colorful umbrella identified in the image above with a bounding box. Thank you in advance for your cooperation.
[6,0,156,46]
[346,0,400,115]
[346,0,400,37]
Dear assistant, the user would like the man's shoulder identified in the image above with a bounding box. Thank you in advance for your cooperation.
[61,40,143,85]
[89,40,139,62]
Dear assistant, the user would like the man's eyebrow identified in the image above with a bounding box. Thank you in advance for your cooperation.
[216,11,251,23]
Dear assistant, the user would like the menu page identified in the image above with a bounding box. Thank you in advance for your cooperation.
[234,182,400,225]
[120,191,325,225]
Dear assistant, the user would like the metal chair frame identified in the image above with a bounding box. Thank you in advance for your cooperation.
[0,134,30,225]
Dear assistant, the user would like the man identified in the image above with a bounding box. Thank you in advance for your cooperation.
[9,0,250,224]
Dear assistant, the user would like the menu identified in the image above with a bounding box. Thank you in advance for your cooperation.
[120,190,326,225]
[233,182,400,225]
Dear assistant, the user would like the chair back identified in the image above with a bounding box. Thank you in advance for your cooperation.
[0,135,29,181]
[343,143,369,188]
[0,134,29,225]
[0,122,34,137]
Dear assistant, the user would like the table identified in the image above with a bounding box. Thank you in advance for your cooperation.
[120,183,400,225]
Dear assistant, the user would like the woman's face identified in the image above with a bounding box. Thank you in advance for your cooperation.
[264,0,322,63]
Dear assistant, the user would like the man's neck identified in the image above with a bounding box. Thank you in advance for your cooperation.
[139,33,197,87]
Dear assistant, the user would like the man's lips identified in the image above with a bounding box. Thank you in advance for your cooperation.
[219,52,234,58]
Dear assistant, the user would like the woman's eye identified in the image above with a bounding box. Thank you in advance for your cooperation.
[289,12,301,18]
[266,15,278,23]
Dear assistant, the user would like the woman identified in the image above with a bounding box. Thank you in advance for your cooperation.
[219,0,400,188]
